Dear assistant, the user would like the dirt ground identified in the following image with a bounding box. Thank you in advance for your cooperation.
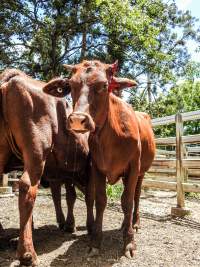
[1,189,200,267]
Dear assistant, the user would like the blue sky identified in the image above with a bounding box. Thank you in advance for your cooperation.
[176,0,200,62]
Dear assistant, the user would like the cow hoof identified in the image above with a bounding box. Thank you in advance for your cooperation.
[9,237,19,249]
[19,252,39,266]
[124,243,136,259]
[133,224,141,233]
[58,223,65,230]
[0,223,4,233]
[88,247,100,257]
[87,225,94,236]
[63,224,76,233]
[120,222,124,231]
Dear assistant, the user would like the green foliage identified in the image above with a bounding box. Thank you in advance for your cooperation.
[0,0,199,85]
[185,192,200,199]
[129,80,200,137]
[184,61,200,81]
[106,183,123,201]
[76,183,123,201]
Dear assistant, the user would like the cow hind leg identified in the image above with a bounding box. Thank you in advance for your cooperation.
[0,151,11,233]
[132,174,144,232]
[0,149,11,186]
[17,160,45,267]
[50,181,65,230]
[64,183,76,233]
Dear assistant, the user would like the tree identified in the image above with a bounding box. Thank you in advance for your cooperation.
[0,0,100,79]
[129,79,200,137]
[0,0,199,84]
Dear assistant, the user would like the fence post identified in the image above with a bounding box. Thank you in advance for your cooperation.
[2,174,8,187]
[171,113,190,217]
[0,173,13,197]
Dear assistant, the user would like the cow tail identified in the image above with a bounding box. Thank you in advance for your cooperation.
[0,82,3,118]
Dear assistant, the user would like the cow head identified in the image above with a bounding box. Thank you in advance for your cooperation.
[43,77,71,97]
[43,60,137,133]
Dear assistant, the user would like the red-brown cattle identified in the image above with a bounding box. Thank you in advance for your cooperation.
[43,60,155,259]
[0,69,91,266]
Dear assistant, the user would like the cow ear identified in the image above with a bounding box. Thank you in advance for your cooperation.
[109,77,138,91]
[111,60,118,74]
[106,60,119,77]
[43,78,71,97]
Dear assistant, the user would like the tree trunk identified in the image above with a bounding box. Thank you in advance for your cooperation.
[147,72,152,114]
[80,25,87,60]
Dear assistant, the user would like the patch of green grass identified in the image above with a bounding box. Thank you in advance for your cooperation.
[76,183,123,201]
[76,188,84,199]
[185,192,200,199]
[106,183,123,201]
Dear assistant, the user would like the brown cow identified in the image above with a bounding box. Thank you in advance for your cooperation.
[0,69,91,266]
[43,60,155,259]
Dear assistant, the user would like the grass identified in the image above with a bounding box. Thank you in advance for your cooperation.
[106,183,123,201]
[76,183,123,201]
[185,191,200,199]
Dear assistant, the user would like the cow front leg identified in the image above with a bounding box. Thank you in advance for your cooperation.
[50,181,65,230]
[64,183,76,233]
[89,166,106,257]
[132,174,144,232]
[85,171,95,235]
[121,164,139,259]
[17,165,44,267]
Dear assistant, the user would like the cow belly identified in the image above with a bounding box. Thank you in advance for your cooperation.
[106,174,121,185]
[94,157,127,185]
[4,155,23,173]
[91,150,130,185]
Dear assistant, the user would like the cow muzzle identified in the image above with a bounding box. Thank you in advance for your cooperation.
[68,112,95,133]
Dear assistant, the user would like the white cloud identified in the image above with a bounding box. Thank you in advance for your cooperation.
[176,0,192,11]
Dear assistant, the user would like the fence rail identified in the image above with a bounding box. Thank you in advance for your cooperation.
[155,134,200,145]
[144,109,200,216]
[152,110,200,126]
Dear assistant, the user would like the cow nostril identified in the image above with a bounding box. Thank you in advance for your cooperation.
[81,118,86,125]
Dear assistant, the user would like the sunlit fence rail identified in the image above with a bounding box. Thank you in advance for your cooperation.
[143,110,200,216]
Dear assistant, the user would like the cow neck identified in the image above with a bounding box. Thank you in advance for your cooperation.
[91,95,109,136]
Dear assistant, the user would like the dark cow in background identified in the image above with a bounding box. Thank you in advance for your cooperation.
[0,69,90,266]
[43,60,155,259]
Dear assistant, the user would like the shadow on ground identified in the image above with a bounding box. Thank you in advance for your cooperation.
[0,225,76,254]
[107,202,200,231]
[50,229,123,267]
[0,226,123,267]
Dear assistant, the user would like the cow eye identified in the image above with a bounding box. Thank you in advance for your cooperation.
[103,83,108,90]
[96,82,108,93]
[57,88,63,93]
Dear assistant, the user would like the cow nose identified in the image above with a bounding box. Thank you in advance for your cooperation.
[68,112,94,132]
[69,115,86,125]
[80,117,86,124]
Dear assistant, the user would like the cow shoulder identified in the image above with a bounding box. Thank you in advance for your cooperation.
[108,94,140,139]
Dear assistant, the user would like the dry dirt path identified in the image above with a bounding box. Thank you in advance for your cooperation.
[0,190,200,267]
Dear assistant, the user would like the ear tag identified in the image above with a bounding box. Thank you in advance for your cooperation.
[108,77,118,93]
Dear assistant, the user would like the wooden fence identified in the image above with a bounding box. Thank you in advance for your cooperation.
[0,173,13,197]
[143,110,200,216]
